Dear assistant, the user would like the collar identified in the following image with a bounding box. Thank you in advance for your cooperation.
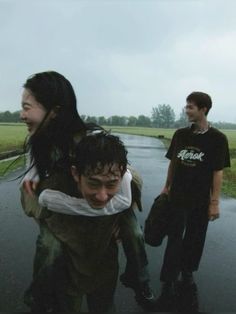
[190,123,211,135]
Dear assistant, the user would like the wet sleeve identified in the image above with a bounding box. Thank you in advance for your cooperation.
[38,170,132,216]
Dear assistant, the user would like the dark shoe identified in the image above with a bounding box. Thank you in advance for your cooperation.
[177,281,199,312]
[135,282,156,310]
[152,282,176,312]
[120,273,155,310]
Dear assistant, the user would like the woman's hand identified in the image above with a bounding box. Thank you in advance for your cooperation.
[23,180,39,197]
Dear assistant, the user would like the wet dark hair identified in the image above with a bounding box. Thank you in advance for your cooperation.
[186,91,212,115]
[73,132,128,176]
[23,71,88,178]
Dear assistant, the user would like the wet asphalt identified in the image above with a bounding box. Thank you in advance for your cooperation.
[0,133,236,312]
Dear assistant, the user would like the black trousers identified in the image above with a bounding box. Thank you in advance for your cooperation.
[160,202,209,282]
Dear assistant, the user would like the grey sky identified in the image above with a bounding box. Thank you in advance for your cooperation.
[0,0,236,122]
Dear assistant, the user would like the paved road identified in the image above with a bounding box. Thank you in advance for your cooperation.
[0,133,236,312]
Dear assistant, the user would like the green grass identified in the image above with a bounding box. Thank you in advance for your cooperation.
[0,123,26,177]
[0,123,27,152]
[0,155,25,177]
[222,129,236,149]
[222,159,236,198]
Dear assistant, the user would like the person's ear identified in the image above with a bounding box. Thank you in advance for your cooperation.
[71,166,80,183]
[49,106,60,119]
[202,106,207,115]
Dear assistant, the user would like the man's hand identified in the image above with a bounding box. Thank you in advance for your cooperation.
[208,201,220,221]
[23,180,39,197]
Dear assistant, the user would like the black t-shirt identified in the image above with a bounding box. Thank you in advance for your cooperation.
[166,126,230,205]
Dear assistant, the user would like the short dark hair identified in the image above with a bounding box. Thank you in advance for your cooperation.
[186,91,212,115]
[73,132,128,176]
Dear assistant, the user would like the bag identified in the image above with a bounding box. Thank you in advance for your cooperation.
[144,193,171,247]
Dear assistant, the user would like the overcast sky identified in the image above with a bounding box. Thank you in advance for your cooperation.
[1,0,236,122]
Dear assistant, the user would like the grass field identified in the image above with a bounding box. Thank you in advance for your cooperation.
[0,156,25,177]
[0,123,27,152]
[0,123,27,176]
[108,126,236,149]
[0,123,235,198]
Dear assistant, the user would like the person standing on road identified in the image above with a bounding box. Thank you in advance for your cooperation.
[154,91,230,311]
[36,132,148,312]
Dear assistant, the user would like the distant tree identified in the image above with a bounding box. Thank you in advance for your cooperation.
[80,114,86,122]
[107,117,112,125]
[136,115,151,127]
[151,104,175,128]
[212,121,236,130]
[151,107,162,127]
[175,107,188,128]
[3,111,12,122]
[0,110,21,122]
[110,115,120,126]
[12,111,21,122]
[110,115,127,126]
[127,116,137,126]
[0,112,4,122]
[98,116,107,125]
[85,116,97,124]
[120,116,128,126]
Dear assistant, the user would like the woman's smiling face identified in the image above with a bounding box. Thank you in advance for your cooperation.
[20,88,47,135]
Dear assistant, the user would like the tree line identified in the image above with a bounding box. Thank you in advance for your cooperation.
[1,104,236,129]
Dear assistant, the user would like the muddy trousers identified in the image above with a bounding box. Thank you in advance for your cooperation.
[160,205,209,282]
[24,221,65,312]
[63,275,117,313]
[24,222,117,313]
[24,210,149,311]
[119,209,150,286]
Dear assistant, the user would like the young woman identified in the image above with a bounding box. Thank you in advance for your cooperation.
[20,71,90,311]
